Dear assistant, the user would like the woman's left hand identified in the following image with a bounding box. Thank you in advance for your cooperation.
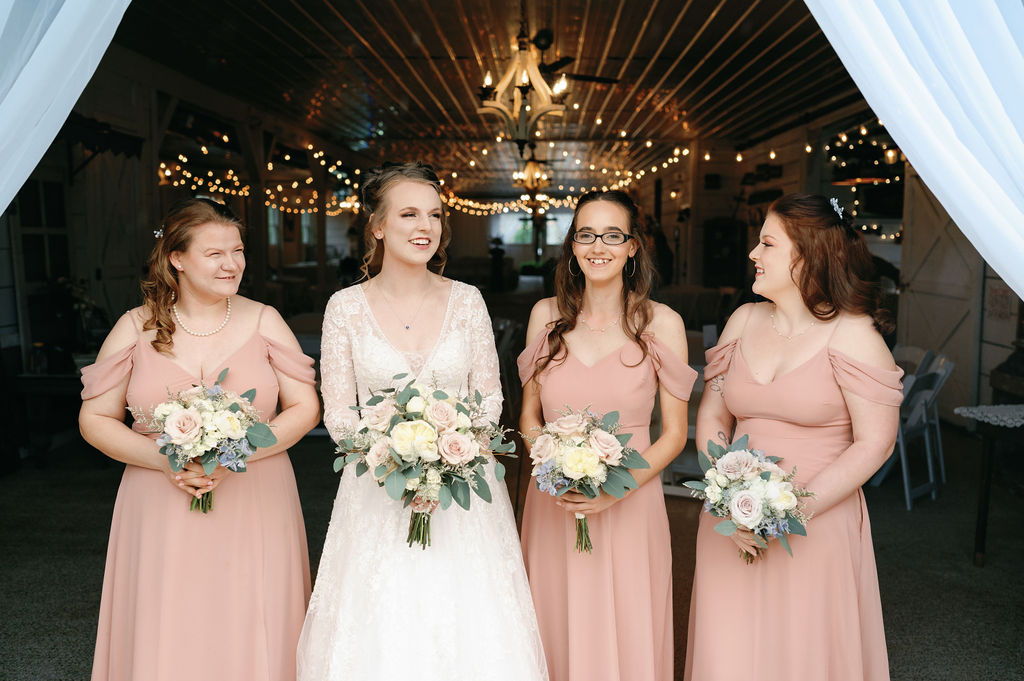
[556,490,623,516]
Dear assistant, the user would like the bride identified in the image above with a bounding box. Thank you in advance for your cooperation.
[297,162,548,680]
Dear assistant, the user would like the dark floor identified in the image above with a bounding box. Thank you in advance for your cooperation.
[0,424,1021,680]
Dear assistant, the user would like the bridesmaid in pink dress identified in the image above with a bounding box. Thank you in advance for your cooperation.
[79,199,320,681]
[685,194,902,681]
[518,190,696,681]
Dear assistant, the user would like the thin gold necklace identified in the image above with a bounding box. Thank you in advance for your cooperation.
[769,303,815,341]
[375,279,429,331]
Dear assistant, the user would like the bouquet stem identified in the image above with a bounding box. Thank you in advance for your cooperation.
[574,512,592,554]
[407,511,431,549]
[190,491,214,513]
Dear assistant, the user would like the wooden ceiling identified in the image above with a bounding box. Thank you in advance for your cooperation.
[113,0,864,198]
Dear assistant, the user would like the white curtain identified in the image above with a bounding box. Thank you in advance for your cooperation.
[805,0,1024,299]
[0,0,130,214]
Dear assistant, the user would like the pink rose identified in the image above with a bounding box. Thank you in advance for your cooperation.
[366,437,392,471]
[588,429,624,465]
[716,450,758,481]
[424,400,459,432]
[164,407,203,445]
[438,431,479,465]
[548,413,586,437]
[729,489,764,530]
[530,433,556,466]
[360,400,396,433]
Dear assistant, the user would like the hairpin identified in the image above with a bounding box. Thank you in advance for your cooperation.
[153,227,164,239]
[829,197,844,219]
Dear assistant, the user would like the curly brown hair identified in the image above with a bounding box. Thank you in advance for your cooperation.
[768,193,893,334]
[531,190,657,382]
[140,198,244,354]
[358,161,450,279]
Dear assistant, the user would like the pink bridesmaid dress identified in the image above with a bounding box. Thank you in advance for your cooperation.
[517,331,697,681]
[684,338,903,681]
[80,309,315,681]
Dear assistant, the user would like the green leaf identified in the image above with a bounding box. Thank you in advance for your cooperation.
[731,434,749,451]
[778,532,793,557]
[246,422,278,448]
[438,485,453,510]
[752,534,768,549]
[452,479,471,510]
[200,452,218,475]
[601,411,620,430]
[240,388,256,403]
[215,367,230,385]
[766,455,782,463]
[374,464,388,479]
[403,463,422,479]
[228,402,241,413]
[684,480,707,491]
[345,452,361,465]
[365,394,384,406]
[384,470,406,500]
[473,473,492,503]
[402,493,413,508]
[620,449,650,469]
[355,460,368,476]
[474,389,482,405]
[389,447,404,466]
[432,390,449,400]
[455,402,471,416]
[392,373,408,380]
[706,440,726,459]
[395,386,414,407]
[167,456,183,472]
[605,465,639,492]
[713,519,738,536]
[760,471,771,481]
[555,484,573,497]
[332,456,345,473]
[615,433,632,447]
[698,450,714,473]
[788,516,807,536]
[493,459,506,481]
[601,480,626,498]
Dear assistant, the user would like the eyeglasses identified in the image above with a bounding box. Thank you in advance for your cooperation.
[571,231,635,246]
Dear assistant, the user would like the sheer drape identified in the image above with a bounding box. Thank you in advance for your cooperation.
[805,0,1024,298]
[0,0,130,213]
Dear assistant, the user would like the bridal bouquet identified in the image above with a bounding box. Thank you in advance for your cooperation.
[334,374,516,549]
[526,408,649,553]
[684,436,813,563]
[132,368,277,513]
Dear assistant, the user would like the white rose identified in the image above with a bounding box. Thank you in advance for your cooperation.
[705,482,723,504]
[213,410,246,439]
[716,473,730,487]
[426,467,442,486]
[716,449,758,481]
[766,481,798,512]
[154,401,184,421]
[729,490,765,530]
[406,395,427,414]
[190,398,216,414]
[456,411,472,430]
[405,477,420,491]
[390,420,439,462]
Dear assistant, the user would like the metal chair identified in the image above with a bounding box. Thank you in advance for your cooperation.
[924,356,955,483]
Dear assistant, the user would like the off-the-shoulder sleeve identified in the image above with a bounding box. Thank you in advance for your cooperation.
[263,336,316,384]
[648,336,697,401]
[703,338,738,381]
[516,328,550,386]
[828,348,904,406]
[80,342,136,400]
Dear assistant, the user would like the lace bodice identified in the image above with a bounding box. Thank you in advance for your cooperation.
[320,280,503,442]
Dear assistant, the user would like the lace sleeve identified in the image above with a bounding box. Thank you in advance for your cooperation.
[465,286,503,425]
[321,291,358,442]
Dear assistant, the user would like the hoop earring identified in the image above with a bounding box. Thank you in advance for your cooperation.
[625,257,636,277]
[568,257,581,276]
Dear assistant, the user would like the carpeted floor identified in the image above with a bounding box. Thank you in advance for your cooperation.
[0,424,1021,680]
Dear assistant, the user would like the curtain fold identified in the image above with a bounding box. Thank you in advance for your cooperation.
[805,0,1024,299]
[0,0,130,214]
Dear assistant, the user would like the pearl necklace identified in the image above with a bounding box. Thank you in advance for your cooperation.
[173,298,231,337]
[579,313,622,333]
[769,303,815,341]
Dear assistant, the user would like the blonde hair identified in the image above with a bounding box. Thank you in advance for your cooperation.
[359,161,449,279]
[140,198,244,353]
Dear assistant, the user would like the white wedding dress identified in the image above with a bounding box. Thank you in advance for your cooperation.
[297,280,548,681]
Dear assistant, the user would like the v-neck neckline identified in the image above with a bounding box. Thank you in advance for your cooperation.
[566,342,630,369]
[735,337,828,386]
[356,280,456,379]
[147,332,262,383]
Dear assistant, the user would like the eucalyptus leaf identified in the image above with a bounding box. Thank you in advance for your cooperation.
[215,367,230,385]
[402,493,413,508]
[684,480,708,491]
[615,433,632,447]
[493,459,506,481]
[788,517,807,536]
[246,422,277,448]
[167,456,183,472]
[229,402,241,413]
[392,373,408,380]
[332,456,345,473]
[760,471,771,481]
[355,461,368,476]
[240,388,256,403]
[455,403,471,416]
[713,519,738,536]
[473,473,492,503]
[601,411,620,430]
[452,479,471,510]
[366,394,384,406]
[620,450,650,469]
[432,390,449,400]
[707,440,726,459]
[731,434,750,451]
[778,532,793,556]
[403,464,422,480]
[374,464,388,479]
[474,389,482,405]
[438,485,453,510]
[384,470,406,500]
[698,450,713,473]
[201,452,218,475]
[601,480,626,498]
[605,464,639,492]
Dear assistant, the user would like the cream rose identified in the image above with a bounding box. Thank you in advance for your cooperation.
[360,400,396,433]
[406,395,427,414]
[766,481,798,512]
[164,408,203,445]
[425,467,442,486]
[549,413,587,437]
[154,401,185,421]
[213,410,246,440]
[438,431,479,465]
[729,489,765,530]
[390,420,439,462]
[530,433,557,466]
[716,450,758,481]
[562,446,602,480]
[588,429,624,465]
[705,481,723,504]
[424,400,459,432]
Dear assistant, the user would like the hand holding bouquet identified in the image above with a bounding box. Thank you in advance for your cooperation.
[526,408,649,553]
[132,368,277,513]
[334,374,516,549]
[685,435,813,563]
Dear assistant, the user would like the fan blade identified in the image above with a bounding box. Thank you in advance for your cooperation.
[539,56,575,73]
[566,73,619,84]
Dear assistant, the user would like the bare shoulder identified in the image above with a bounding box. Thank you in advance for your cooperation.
[719,302,759,343]
[829,313,895,369]
[647,301,686,339]
[96,307,144,360]
[526,296,558,344]
[255,302,303,351]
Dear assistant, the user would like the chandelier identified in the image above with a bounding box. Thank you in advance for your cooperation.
[478,21,568,158]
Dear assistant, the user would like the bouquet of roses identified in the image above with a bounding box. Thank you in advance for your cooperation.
[334,374,516,549]
[684,436,813,563]
[526,407,649,553]
[131,368,277,513]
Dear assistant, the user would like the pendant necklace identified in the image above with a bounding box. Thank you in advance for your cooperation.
[377,279,429,331]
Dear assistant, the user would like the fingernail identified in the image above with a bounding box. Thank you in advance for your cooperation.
[175,475,181,480]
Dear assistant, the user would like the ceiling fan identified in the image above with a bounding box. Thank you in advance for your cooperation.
[531,28,619,85]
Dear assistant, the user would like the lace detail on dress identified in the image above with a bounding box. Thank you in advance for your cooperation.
[299,280,547,681]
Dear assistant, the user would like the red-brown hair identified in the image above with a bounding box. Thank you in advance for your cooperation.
[768,193,893,334]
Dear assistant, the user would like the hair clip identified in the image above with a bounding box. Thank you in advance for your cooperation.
[829,197,844,219]
[153,227,164,239]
